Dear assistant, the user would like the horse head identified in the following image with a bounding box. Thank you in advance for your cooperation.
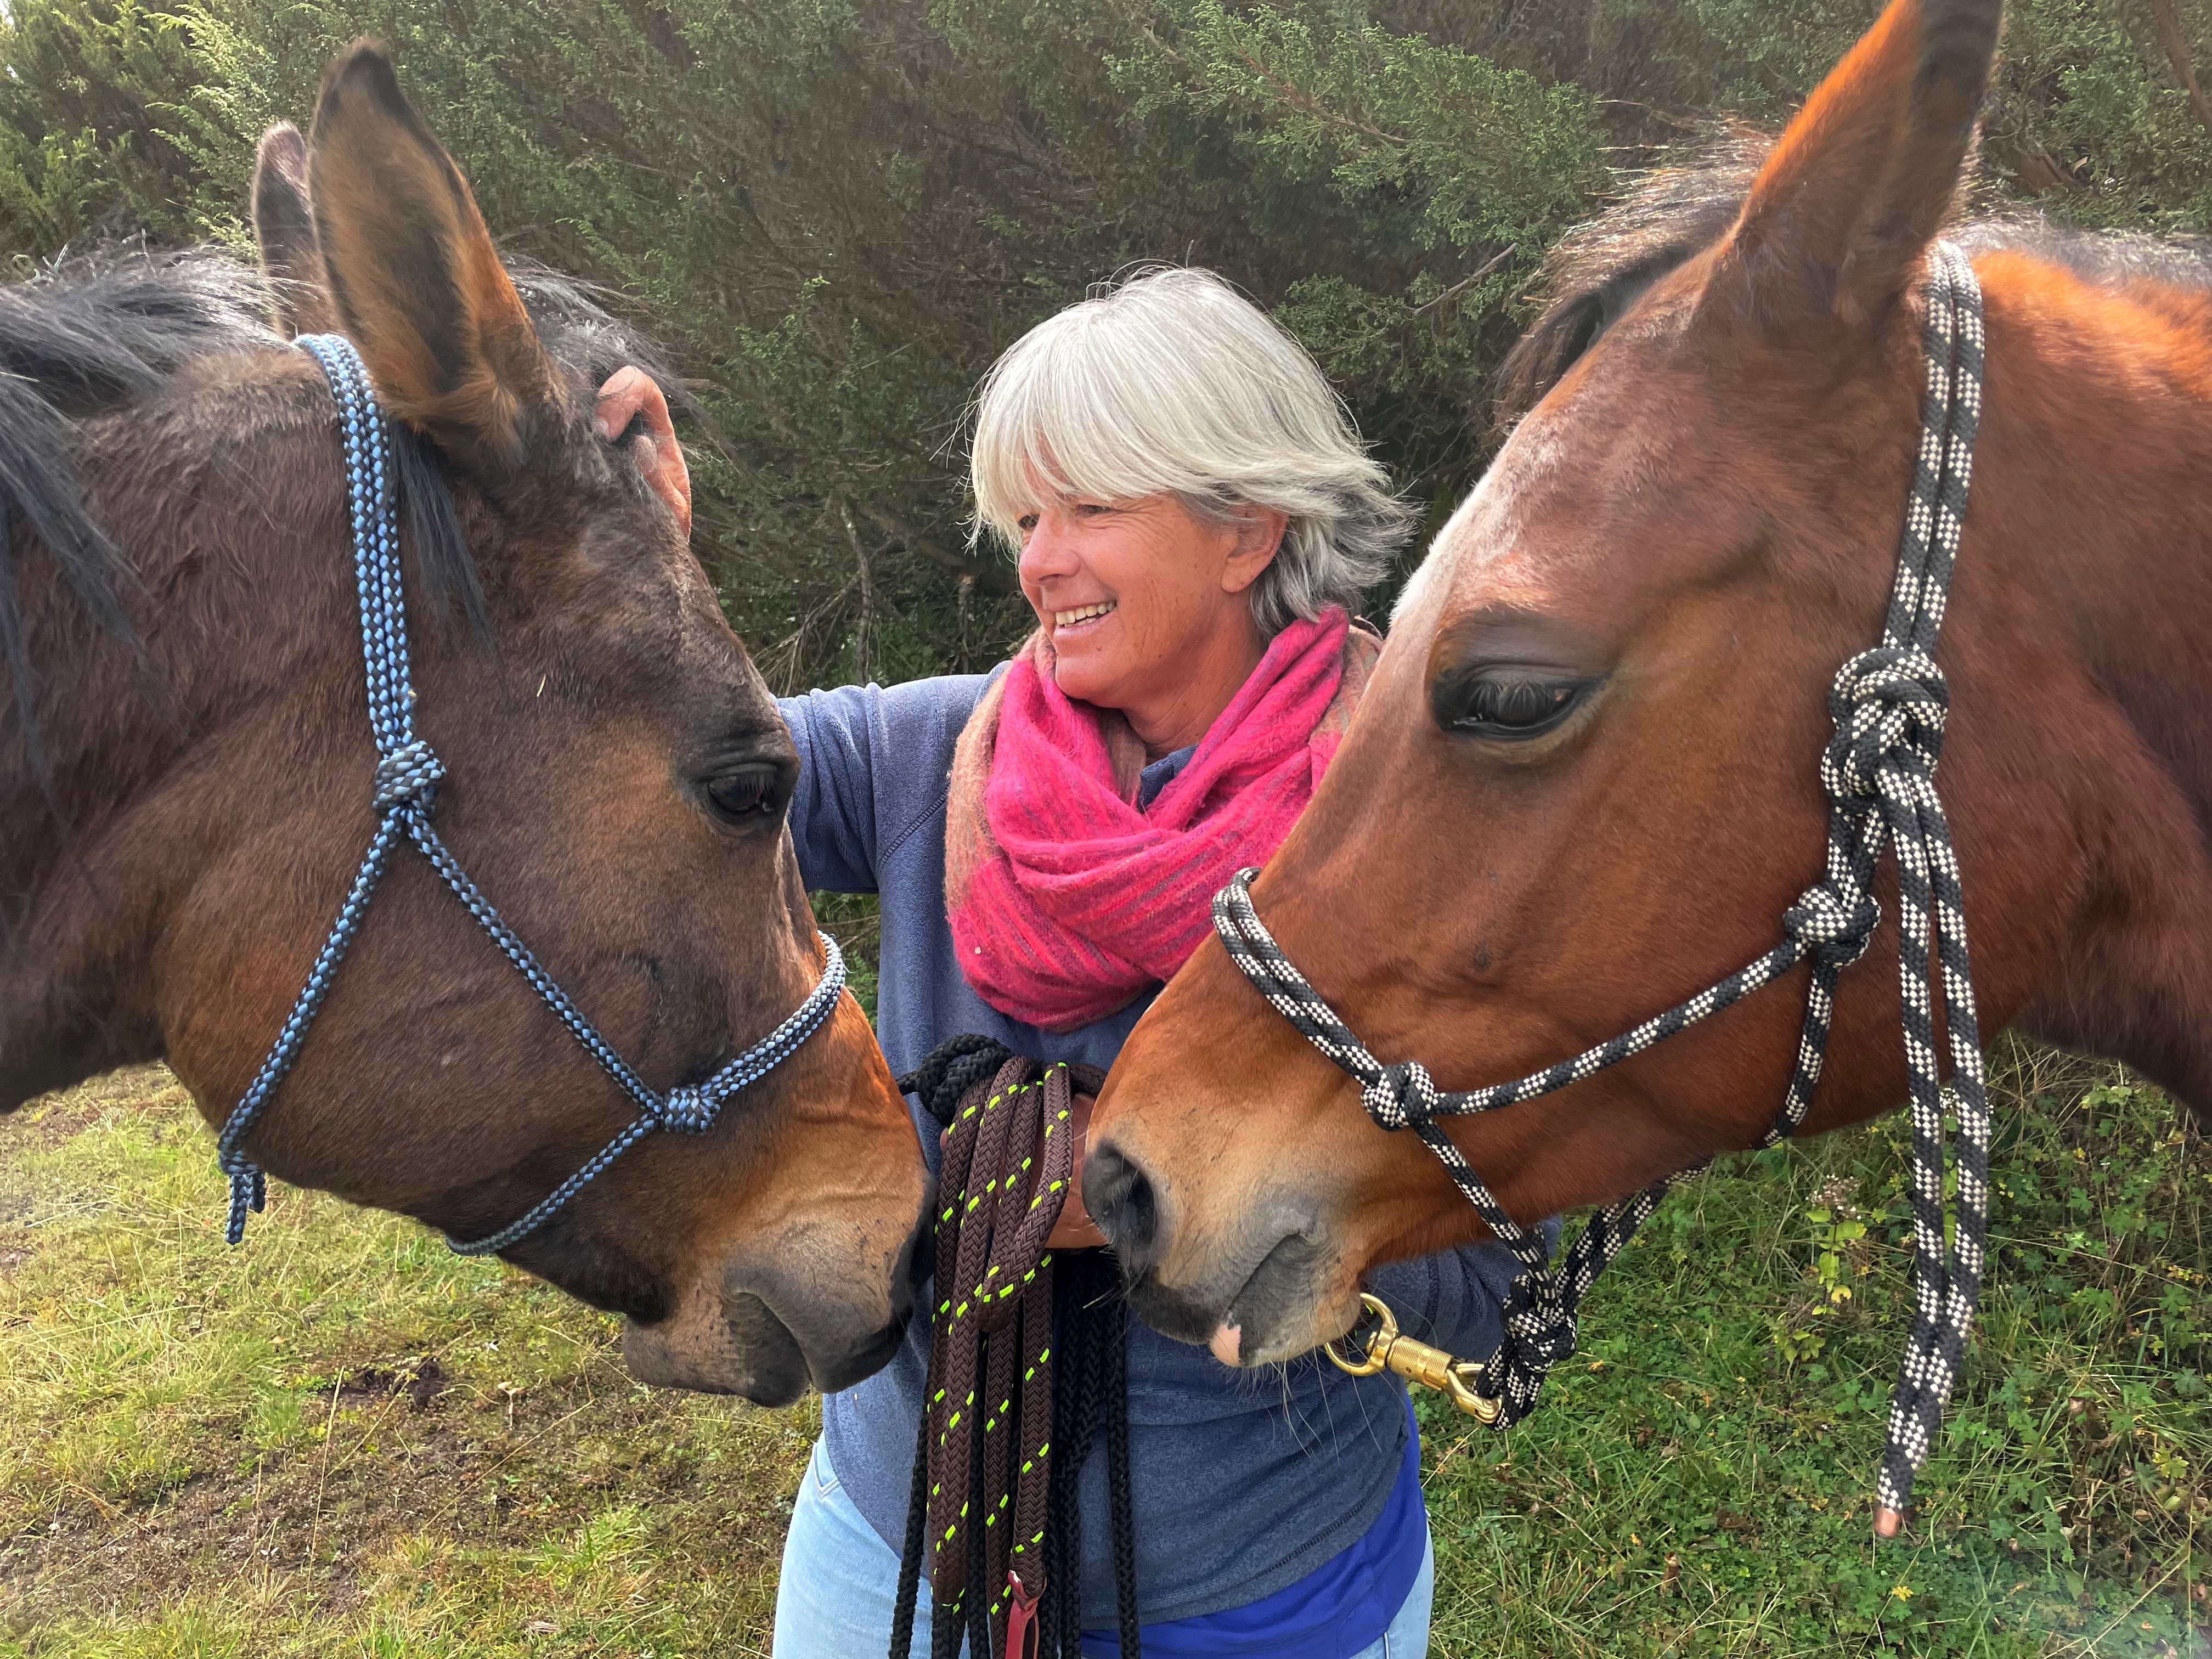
[0,43,927,1405]
[1092,0,2212,1366]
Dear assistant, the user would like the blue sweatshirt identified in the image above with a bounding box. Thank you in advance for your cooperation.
[780,672,1533,1629]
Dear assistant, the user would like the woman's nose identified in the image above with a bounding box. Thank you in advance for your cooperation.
[1018,520,1080,586]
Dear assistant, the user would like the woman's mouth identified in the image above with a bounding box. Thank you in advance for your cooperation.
[1052,600,1117,632]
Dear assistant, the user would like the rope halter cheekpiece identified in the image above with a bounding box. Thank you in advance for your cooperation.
[1215,241,1993,1532]
[215,333,845,1259]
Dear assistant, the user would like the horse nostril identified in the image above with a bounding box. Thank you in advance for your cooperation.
[1085,1141,1158,1260]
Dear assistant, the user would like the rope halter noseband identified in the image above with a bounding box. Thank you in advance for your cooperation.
[1214,242,1991,1531]
[214,333,845,1257]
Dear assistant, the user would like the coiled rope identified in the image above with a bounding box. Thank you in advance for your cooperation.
[893,1036,1139,1658]
[1214,242,1990,1528]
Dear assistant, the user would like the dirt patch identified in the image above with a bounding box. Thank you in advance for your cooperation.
[3,1064,191,1154]
[1,1363,794,1639]
[338,1356,453,1412]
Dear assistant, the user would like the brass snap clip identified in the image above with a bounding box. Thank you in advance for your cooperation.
[1326,1291,1503,1425]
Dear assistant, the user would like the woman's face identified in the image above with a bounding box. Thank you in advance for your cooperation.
[1016,492,1279,712]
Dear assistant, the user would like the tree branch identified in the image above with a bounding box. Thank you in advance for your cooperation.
[856,501,1020,598]
[2151,0,2212,147]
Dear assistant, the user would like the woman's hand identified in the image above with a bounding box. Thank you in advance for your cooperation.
[595,366,692,537]
[938,1090,1109,1250]
[1049,1092,1109,1249]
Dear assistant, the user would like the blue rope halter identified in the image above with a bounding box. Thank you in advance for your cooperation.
[215,333,845,1257]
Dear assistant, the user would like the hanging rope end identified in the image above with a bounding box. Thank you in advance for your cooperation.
[223,1166,265,1244]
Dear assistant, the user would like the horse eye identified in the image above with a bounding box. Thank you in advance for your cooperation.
[1432,672,1587,740]
[705,764,784,823]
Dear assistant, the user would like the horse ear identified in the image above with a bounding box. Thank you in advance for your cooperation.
[306,41,560,478]
[252,123,338,338]
[1706,0,1999,337]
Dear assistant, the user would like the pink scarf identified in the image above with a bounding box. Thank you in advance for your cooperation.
[945,607,1379,1031]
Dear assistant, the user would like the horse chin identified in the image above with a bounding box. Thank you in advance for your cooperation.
[620,1286,912,1403]
[1123,1228,1360,1368]
[620,1207,925,1401]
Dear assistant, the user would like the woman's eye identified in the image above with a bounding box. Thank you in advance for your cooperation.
[706,766,783,822]
[1017,515,1039,534]
[1433,673,1587,739]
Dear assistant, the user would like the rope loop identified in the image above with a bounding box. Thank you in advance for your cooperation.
[1783,879,1881,969]
[653,1084,718,1135]
[371,738,447,811]
[1822,645,1948,807]
[1361,1059,1439,1130]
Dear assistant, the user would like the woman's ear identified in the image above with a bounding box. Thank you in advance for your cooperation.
[1222,506,1289,595]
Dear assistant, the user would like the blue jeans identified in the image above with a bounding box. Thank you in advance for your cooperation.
[771,1437,1433,1658]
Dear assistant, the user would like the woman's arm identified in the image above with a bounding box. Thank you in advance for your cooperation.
[778,685,889,893]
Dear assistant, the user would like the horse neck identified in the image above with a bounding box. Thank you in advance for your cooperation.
[1,369,352,1103]
[1976,257,2212,812]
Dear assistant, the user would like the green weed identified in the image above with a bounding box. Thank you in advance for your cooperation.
[3,1040,2206,1656]
[1421,1040,2209,1657]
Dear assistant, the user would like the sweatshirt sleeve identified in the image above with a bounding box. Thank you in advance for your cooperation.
[1363,1216,1564,1362]
[779,673,995,895]
[779,684,886,894]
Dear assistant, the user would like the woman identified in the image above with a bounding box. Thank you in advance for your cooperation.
[599,267,1542,1657]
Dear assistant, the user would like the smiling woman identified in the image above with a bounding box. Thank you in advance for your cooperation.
[594,264,1548,1658]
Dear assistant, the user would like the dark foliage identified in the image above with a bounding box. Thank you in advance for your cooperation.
[5,0,2212,685]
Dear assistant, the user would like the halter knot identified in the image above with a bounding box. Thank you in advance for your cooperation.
[1362,1060,1440,1130]
[1821,646,1948,808]
[1784,879,1881,969]
[1498,1278,1579,1369]
[372,739,447,810]
[654,1084,718,1135]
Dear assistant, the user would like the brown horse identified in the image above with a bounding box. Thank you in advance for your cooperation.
[0,43,927,1406]
[1089,0,2212,1376]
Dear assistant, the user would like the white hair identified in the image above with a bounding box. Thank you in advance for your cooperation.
[970,266,1411,633]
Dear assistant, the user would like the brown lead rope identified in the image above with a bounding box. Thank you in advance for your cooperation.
[892,1041,1134,1659]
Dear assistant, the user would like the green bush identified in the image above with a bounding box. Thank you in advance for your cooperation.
[4,0,2212,687]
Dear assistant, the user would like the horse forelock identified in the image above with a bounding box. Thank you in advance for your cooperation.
[0,245,687,819]
[1494,130,2212,440]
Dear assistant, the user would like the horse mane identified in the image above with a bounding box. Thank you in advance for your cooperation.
[0,244,684,798]
[1492,129,2212,435]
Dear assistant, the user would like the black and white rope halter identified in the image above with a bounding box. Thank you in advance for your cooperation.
[215,334,845,1257]
[1215,242,1990,1527]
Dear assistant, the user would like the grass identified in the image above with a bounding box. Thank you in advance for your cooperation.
[1,1069,814,1657]
[2,1041,2206,1656]
[1418,1041,2210,1657]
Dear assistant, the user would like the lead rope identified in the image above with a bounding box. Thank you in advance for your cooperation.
[215,334,844,1255]
[893,1038,1138,1658]
[1213,242,1989,1530]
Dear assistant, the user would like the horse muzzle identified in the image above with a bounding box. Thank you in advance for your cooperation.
[1087,1137,1360,1367]
[622,1197,927,1403]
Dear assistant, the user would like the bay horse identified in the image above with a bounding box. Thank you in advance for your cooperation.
[0,43,927,1406]
[1090,0,2211,1410]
